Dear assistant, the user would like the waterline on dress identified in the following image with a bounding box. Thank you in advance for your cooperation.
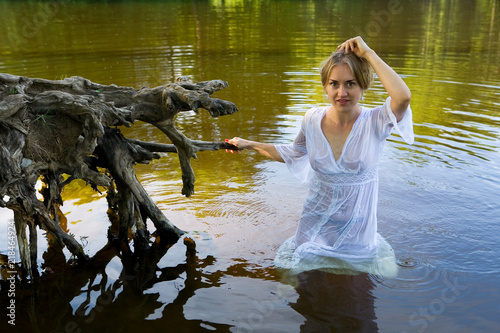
[274,234,398,278]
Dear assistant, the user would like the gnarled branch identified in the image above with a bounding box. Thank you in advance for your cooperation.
[0,73,239,279]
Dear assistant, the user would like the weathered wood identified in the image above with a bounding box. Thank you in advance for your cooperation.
[0,73,239,279]
[95,128,184,244]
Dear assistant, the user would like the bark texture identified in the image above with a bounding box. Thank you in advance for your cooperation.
[0,73,239,279]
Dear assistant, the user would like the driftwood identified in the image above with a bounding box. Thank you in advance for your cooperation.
[0,73,239,279]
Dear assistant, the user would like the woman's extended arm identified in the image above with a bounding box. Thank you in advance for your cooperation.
[337,37,411,121]
[226,137,284,162]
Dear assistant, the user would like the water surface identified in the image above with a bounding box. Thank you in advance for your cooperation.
[1,0,499,332]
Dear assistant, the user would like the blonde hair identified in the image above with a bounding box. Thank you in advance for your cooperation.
[319,51,374,90]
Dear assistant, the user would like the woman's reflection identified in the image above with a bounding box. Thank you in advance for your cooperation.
[287,269,378,332]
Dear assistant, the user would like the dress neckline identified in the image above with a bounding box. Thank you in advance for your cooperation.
[319,106,365,163]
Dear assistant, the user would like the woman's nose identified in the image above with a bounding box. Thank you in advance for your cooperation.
[338,85,347,96]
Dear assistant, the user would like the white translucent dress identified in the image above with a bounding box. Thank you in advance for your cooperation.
[274,97,414,276]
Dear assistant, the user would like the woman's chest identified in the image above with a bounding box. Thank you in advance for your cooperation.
[321,125,353,161]
[320,114,357,162]
[308,113,382,171]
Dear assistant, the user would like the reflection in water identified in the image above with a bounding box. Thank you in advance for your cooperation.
[0,214,232,332]
[286,270,378,332]
[1,0,500,332]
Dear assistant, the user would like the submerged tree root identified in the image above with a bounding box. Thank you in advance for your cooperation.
[0,73,239,279]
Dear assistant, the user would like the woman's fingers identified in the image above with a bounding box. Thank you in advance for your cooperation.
[337,36,369,56]
[352,36,371,56]
[226,137,239,146]
[225,137,240,153]
[337,38,355,52]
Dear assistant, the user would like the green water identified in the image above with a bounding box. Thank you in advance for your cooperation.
[1,0,499,332]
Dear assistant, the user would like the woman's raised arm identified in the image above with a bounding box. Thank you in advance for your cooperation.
[337,36,411,121]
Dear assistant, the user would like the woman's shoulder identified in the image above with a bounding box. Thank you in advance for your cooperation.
[304,105,328,121]
[359,98,391,121]
[301,106,328,131]
[361,97,392,114]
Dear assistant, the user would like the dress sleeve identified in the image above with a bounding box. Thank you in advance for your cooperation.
[378,96,414,144]
[274,124,311,183]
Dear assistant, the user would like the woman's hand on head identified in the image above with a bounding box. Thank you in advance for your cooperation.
[337,36,373,58]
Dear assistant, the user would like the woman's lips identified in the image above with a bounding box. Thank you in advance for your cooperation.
[337,99,349,105]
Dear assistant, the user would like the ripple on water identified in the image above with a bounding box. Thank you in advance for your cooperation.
[372,258,446,294]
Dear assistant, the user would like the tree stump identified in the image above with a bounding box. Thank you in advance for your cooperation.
[0,73,239,279]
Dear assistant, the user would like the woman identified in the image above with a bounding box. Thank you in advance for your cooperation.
[227,37,414,276]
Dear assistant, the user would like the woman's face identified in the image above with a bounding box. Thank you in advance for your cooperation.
[324,63,364,113]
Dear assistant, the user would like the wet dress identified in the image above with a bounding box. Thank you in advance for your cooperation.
[274,97,414,276]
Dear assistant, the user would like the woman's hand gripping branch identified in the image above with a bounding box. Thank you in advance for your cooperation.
[225,137,284,162]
